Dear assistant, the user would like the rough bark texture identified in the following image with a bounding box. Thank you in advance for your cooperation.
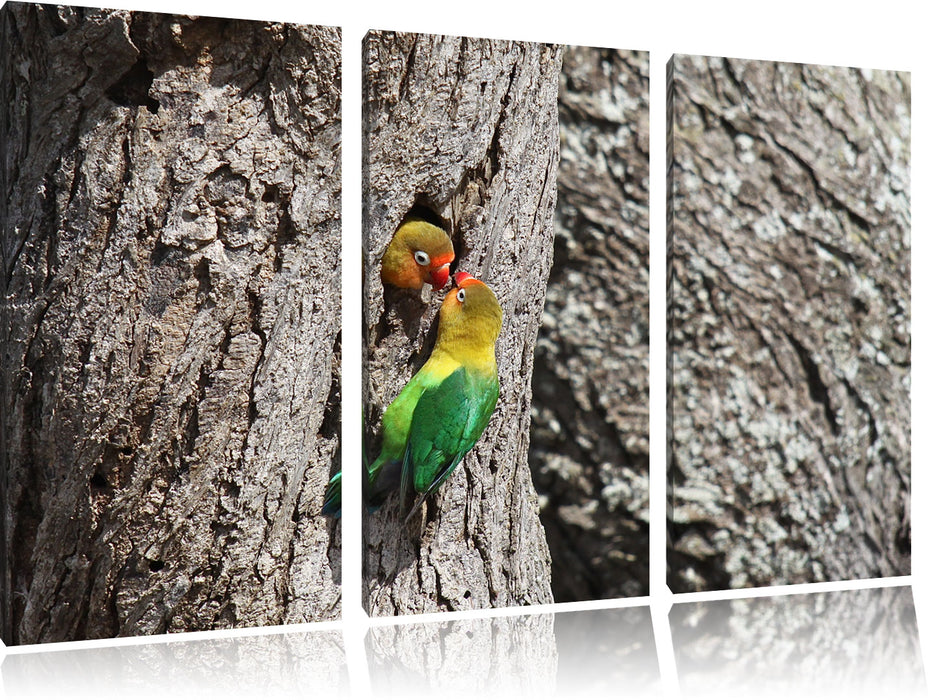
[367,614,557,694]
[530,47,649,601]
[667,55,910,591]
[671,587,925,696]
[362,32,558,614]
[1,4,341,643]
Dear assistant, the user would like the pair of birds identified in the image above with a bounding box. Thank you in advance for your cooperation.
[323,216,503,523]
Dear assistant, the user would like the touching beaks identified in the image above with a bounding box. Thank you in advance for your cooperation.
[430,264,451,291]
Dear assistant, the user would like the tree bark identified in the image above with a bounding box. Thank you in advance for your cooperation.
[530,47,650,601]
[362,31,558,614]
[1,4,341,643]
[667,55,911,591]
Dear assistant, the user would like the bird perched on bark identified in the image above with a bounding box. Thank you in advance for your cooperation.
[380,216,455,291]
[367,271,503,522]
[322,217,456,517]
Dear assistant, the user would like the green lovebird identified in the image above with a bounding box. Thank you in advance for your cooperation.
[393,271,502,522]
[321,218,455,516]
[380,215,455,291]
[323,272,502,520]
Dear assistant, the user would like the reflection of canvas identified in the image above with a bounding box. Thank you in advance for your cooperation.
[671,587,924,696]
[667,55,911,591]
[361,33,649,614]
[1,4,341,644]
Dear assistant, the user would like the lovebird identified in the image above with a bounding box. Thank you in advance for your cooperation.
[322,218,455,516]
[380,216,455,291]
[368,271,503,523]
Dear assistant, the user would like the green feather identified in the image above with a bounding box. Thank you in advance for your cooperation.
[322,471,342,515]
[400,366,499,521]
[365,366,444,507]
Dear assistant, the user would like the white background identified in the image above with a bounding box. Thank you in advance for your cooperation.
[0,1,930,697]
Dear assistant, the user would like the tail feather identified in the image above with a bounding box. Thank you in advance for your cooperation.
[322,472,341,516]
[402,491,430,525]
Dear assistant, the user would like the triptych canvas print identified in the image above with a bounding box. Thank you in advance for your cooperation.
[0,1,910,647]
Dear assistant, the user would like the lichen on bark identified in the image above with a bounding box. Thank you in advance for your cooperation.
[667,55,910,591]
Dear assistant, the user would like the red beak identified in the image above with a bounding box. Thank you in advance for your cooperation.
[430,264,451,291]
[454,271,475,286]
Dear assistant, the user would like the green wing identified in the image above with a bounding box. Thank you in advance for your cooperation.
[400,366,499,518]
[322,471,342,516]
[367,366,441,509]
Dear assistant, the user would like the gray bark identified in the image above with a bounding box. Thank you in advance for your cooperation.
[530,47,650,601]
[362,31,558,614]
[1,4,341,643]
[667,55,910,591]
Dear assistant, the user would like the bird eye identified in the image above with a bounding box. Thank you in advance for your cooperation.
[413,250,430,266]
[457,288,466,302]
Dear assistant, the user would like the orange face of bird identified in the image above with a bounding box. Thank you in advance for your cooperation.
[380,219,455,291]
[444,272,484,311]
